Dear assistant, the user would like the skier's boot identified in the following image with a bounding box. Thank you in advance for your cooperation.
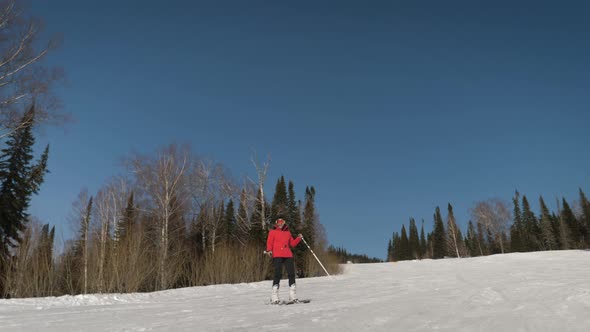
[289,284,299,303]
[271,284,280,304]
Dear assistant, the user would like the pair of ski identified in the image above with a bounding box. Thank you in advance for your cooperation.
[269,299,311,305]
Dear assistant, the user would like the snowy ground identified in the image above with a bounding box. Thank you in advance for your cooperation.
[1,250,589,331]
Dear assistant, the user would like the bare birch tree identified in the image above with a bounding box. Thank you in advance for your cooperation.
[0,0,65,136]
[446,204,462,258]
[188,158,236,253]
[69,190,92,294]
[131,144,188,290]
[250,152,270,233]
[471,199,511,254]
[94,187,112,292]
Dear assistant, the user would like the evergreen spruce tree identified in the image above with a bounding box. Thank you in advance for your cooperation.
[0,106,49,258]
[465,221,478,257]
[119,192,136,242]
[287,181,301,233]
[521,195,540,251]
[408,218,420,259]
[302,186,316,247]
[578,188,590,247]
[426,233,433,259]
[270,176,288,222]
[36,223,55,296]
[561,199,579,248]
[550,212,562,249]
[392,232,401,261]
[419,220,427,259]
[400,224,410,260]
[539,196,557,250]
[510,190,524,252]
[432,207,446,259]
[287,181,306,276]
[223,199,236,245]
[387,238,393,262]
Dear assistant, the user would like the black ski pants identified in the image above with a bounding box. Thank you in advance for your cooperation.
[272,257,296,287]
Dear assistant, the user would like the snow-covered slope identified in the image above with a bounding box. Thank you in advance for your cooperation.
[1,250,589,331]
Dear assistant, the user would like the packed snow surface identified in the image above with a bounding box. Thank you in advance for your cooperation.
[1,250,589,331]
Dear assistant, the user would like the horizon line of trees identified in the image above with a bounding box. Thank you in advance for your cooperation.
[387,190,590,261]
[0,140,346,298]
[328,245,382,264]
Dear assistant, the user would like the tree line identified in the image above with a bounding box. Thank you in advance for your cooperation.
[0,134,343,298]
[387,190,590,261]
[328,245,382,264]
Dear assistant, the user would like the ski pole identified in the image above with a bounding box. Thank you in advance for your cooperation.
[301,237,333,280]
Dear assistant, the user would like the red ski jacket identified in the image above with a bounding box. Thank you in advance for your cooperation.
[266,224,301,258]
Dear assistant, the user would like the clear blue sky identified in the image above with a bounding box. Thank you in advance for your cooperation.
[29,1,589,259]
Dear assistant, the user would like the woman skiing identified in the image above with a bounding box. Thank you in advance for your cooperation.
[266,218,303,304]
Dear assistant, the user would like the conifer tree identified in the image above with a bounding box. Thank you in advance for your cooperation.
[287,181,301,232]
[0,106,49,258]
[432,207,446,259]
[400,224,410,260]
[387,238,393,262]
[465,221,478,256]
[550,212,562,249]
[119,192,136,241]
[561,199,579,248]
[521,195,540,251]
[223,199,236,245]
[578,189,590,247]
[287,181,306,273]
[392,232,401,261]
[302,186,316,247]
[408,218,420,259]
[510,190,524,252]
[36,223,55,296]
[270,176,288,222]
[539,196,557,250]
[419,220,427,259]
[426,233,433,259]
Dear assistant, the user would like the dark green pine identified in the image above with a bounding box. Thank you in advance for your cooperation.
[302,186,317,247]
[0,106,49,257]
[419,220,427,258]
[432,207,446,259]
[521,195,540,251]
[270,176,288,223]
[287,181,301,233]
[510,190,524,252]
[539,196,557,250]
[561,199,580,248]
[400,224,410,260]
[578,188,590,247]
[224,199,236,245]
[408,218,420,259]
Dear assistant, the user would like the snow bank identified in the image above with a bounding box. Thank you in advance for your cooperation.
[0,250,588,331]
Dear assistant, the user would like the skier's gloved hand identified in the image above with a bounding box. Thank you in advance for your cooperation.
[298,234,303,239]
[266,251,272,257]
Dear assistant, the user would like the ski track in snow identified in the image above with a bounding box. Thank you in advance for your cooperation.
[0,250,589,331]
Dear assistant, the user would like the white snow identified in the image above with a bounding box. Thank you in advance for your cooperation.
[1,250,589,331]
